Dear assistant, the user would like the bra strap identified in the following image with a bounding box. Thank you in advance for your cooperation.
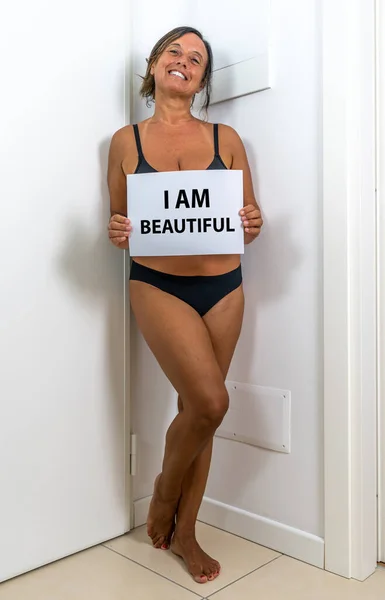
[213,123,220,156]
[133,124,144,158]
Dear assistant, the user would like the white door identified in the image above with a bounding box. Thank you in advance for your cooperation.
[0,0,130,583]
[378,0,385,565]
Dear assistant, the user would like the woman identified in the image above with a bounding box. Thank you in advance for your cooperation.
[107,26,263,584]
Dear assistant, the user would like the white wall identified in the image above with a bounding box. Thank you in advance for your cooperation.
[130,0,323,544]
[0,0,129,582]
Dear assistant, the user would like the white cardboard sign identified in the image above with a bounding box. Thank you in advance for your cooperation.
[127,170,244,257]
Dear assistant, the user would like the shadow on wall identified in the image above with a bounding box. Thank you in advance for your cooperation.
[55,137,127,523]
[242,142,303,304]
[130,319,178,496]
[233,139,303,372]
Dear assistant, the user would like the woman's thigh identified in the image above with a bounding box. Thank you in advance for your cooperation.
[129,280,226,407]
[203,284,244,378]
[177,285,244,414]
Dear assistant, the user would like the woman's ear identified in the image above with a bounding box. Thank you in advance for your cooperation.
[199,73,208,91]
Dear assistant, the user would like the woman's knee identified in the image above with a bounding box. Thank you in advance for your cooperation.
[189,386,229,430]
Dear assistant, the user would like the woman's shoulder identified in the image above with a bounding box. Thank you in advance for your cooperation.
[110,123,137,142]
[111,118,153,143]
[206,121,242,141]
[110,125,132,149]
[109,125,142,173]
[110,122,147,155]
[204,122,244,151]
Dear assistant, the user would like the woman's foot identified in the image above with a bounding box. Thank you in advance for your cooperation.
[147,474,178,549]
[171,530,221,584]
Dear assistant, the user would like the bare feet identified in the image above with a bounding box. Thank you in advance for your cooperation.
[147,475,178,549]
[171,531,221,584]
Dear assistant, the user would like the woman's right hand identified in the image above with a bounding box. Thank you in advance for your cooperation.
[108,214,132,250]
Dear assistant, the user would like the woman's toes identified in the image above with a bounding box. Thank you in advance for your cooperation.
[171,533,221,584]
[205,562,219,576]
[153,535,165,548]
[161,543,169,550]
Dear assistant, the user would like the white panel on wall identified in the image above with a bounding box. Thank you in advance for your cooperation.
[216,382,291,453]
[0,0,129,583]
[211,56,270,105]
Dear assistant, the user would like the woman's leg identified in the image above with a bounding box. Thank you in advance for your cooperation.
[129,280,230,555]
[171,286,244,581]
[176,397,213,535]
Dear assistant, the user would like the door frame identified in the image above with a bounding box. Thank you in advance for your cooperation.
[323,0,378,580]
[377,0,385,565]
[124,0,133,529]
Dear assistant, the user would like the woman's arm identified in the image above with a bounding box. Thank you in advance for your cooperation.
[107,129,128,217]
[107,128,132,248]
[223,125,263,244]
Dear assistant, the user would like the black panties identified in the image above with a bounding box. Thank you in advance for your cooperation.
[130,261,242,317]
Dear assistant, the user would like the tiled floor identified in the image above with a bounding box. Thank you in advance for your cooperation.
[1,523,385,599]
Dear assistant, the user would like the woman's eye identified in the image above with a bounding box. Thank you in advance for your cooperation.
[169,49,178,54]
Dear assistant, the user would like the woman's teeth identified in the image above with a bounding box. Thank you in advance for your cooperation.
[169,70,185,80]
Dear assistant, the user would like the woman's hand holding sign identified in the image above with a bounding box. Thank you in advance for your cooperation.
[108,214,132,250]
[228,126,263,245]
[240,205,263,242]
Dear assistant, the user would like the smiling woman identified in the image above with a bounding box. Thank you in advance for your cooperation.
[140,26,214,112]
[107,25,263,585]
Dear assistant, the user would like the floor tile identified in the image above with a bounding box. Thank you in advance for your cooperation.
[0,545,201,600]
[105,522,280,595]
[208,555,385,599]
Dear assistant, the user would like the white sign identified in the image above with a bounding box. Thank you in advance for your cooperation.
[127,170,244,257]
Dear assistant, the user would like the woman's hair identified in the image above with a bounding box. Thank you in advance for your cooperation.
[139,26,213,114]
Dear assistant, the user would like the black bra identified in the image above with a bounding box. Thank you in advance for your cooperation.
[133,123,228,174]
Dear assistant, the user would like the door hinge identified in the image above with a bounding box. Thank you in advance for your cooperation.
[129,433,137,476]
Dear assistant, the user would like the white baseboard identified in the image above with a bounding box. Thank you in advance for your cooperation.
[199,497,324,569]
[133,495,325,569]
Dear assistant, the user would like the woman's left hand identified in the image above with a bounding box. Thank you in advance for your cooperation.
[240,205,263,238]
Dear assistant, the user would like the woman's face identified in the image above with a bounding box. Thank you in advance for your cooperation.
[150,33,208,100]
